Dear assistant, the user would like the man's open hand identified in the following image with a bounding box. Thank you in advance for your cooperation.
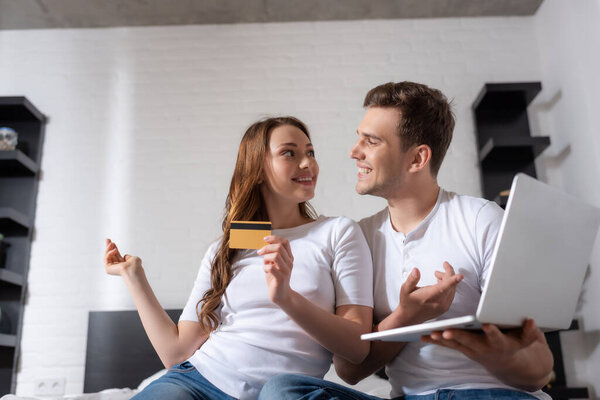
[396,262,463,326]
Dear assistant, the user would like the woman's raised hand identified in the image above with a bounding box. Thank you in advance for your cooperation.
[104,238,142,276]
[257,236,294,306]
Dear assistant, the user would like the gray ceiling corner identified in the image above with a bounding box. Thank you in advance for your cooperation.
[0,0,545,30]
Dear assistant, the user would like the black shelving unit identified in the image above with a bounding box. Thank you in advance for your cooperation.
[0,151,39,176]
[472,82,551,202]
[0,97,46,395]
[473,83,588,399]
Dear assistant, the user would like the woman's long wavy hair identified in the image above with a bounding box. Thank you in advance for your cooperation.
[197,116,317,331]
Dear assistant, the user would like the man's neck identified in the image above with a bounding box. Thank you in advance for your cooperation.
[386,181,440,235]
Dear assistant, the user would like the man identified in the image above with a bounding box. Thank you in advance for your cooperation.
[259,82,554,399]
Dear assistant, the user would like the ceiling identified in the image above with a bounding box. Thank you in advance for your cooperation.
[0,0,544,30]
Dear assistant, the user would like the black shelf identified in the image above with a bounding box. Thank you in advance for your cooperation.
[0,334,17,348]
[0,96,45,395]
[0,270,24,287]
[473,81,550,201]
[472,82,542,111]
[0,208,31,236]
[0,150,38,176]
[0,97,47,123]
[479,136,550,165]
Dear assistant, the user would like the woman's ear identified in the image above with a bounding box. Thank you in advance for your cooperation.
[408,144,432,173]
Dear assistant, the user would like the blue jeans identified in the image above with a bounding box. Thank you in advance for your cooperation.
[258,374,539,400]
[131,361,235,400]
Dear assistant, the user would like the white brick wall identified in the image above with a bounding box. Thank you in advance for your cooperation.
[0,16,544,395]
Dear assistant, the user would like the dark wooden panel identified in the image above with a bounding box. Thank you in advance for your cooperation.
[0,346,15,395]
[84,309,182,393]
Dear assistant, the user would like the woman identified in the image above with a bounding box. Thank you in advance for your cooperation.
[104,116,373,400]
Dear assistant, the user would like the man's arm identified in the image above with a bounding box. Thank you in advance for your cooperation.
[334,263,463,384]
[422,319,553,391]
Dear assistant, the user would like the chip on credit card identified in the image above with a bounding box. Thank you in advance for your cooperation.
[229,221,272,249]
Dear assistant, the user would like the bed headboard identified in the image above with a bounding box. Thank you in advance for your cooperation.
[84,309,182,393]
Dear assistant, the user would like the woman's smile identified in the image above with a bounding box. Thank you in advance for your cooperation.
[292,174,315,186]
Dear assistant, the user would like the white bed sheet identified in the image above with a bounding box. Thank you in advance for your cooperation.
[1,365,392,400]
[0,388,136,400]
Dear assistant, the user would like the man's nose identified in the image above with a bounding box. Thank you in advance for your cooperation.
[350,141,363,159]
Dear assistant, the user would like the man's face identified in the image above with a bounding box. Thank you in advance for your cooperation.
[350,107,409,198]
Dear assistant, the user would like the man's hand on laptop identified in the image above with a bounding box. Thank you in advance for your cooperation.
[421,319,554,391]
[392,262,464,327]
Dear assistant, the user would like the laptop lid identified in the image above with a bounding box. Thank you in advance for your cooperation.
[476,173,600,330]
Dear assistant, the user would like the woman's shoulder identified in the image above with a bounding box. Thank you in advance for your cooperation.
[277,216,363,244]
[354,208,389,239]
[314,215,364,238]
[201,238,222,261]
[208,237,222,251]
[316,215,358,228]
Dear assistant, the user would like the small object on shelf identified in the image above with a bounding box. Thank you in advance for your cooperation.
[494,189,511,209]
[0,127,18,151]
[0,233,8,269]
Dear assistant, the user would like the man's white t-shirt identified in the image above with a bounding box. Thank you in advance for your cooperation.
[180,216,373,400]
[359,188,550,400]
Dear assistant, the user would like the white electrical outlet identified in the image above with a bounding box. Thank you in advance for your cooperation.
[34,378,66,396]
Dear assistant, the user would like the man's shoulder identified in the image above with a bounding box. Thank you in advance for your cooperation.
[442,189,504,227]
[444,189,489,208]
[443,190,502,214]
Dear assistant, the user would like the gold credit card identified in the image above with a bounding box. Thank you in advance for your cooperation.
[229,221,272,249]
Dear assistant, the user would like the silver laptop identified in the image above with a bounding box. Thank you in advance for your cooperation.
[362,173,600,342]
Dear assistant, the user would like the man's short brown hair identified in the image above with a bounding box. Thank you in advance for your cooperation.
[363,82,454,176]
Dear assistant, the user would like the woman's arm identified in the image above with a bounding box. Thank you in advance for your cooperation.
[277,293,372,364]
[333,323,405,384]
[105,239,209,368]
[258,236,373,364]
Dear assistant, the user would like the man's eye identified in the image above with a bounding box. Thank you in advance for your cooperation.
[308,150,315,157]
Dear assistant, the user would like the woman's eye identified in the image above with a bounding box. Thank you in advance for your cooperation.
[308,150,315,157]
[282,150,294,157]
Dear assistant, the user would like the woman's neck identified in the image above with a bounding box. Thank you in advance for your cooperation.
[264,199,312,229]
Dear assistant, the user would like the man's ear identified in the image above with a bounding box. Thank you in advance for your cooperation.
[408,144,432,173]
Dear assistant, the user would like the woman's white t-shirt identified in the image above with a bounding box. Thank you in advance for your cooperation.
[179,215,373,400]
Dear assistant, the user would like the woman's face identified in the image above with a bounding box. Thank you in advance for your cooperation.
[261,124,319,206]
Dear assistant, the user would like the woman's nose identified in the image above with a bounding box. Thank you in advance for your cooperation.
[299,155,312,169]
